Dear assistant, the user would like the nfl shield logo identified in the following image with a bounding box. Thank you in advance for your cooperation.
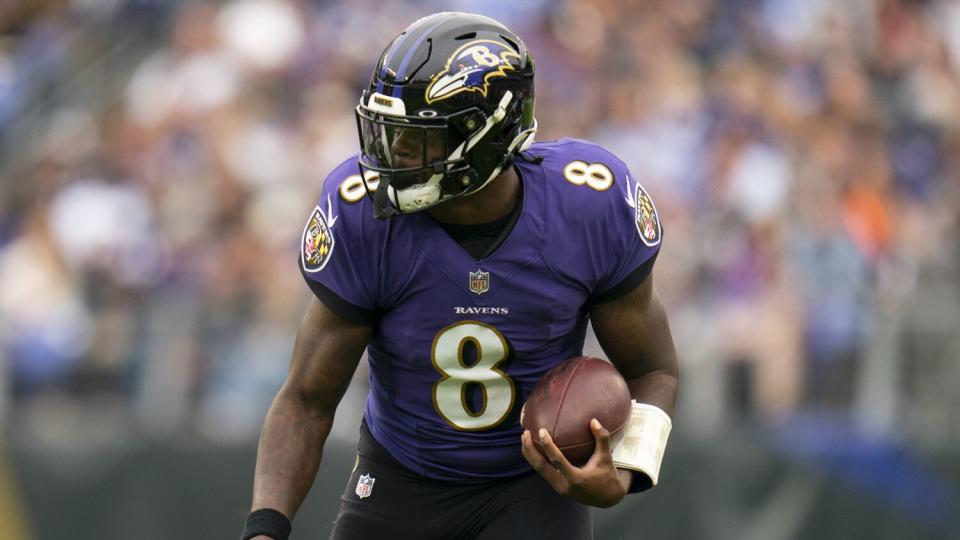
[355,473,375,499]
[469,270,490,295]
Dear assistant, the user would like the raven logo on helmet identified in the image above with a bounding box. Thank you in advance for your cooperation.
[425,40,520,104]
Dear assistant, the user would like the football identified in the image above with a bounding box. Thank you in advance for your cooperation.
[521,356,632,466]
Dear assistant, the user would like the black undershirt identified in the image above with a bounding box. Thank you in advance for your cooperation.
[433,182,524,261]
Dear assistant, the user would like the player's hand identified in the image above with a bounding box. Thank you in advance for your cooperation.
[521,418,631,508]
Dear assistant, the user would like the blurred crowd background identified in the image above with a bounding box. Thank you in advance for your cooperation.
[1,0,960,538]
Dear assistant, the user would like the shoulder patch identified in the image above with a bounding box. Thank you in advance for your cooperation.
[301,195,339,273]
[634,183,661,246]
[626,177,661,247]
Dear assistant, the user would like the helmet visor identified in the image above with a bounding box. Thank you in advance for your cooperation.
[355,105,475,188]
[358,111,442,183]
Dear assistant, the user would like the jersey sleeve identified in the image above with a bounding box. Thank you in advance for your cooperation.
[298,156,381,324]
[589,165,663,303]
[535,139,663,303]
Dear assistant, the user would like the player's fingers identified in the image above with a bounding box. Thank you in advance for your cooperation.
[521,430,554,473]
[591,418,613,457]
[585,418,614,469]
[520,430,545,466]
[538,428,578,478]
[521,431,569,492]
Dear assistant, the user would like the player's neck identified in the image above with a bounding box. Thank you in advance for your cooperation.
[428,166,520,225]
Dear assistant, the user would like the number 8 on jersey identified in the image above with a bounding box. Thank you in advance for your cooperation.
[431,321,515,431]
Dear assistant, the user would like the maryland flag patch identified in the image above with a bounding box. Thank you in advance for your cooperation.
[301,197,337,273]
[634,183,661,247]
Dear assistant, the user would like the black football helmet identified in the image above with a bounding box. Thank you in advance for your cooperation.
[355,12,536,219]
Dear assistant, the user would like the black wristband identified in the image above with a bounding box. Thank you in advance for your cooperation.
[242,508,292,540]
[626,470,654,493]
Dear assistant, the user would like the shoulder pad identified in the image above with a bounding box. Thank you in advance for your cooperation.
[530,139,661,247]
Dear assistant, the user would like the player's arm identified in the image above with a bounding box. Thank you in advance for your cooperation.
[244,297,372,540]
[590,271,678,488]
[521,272,677,507]
[591,271,677,414]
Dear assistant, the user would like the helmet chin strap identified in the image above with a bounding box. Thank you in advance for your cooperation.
[392,181,442,212]
[373,172,399,219]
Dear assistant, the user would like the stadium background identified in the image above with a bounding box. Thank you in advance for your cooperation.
[1,0,959,538]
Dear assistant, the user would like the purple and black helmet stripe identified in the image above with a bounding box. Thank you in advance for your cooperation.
[374,37,402,95]
[389,17,448,97]
[374,14,452,96]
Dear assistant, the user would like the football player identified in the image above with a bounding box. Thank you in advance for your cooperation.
[242,12,678,540]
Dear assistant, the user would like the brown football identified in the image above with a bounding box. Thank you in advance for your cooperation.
[521,356,632,466]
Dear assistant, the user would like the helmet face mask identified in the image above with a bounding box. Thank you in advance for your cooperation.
[355,12,536,219]
[355,97,477,213]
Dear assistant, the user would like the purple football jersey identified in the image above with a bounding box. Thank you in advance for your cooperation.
[299,138,662,481]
